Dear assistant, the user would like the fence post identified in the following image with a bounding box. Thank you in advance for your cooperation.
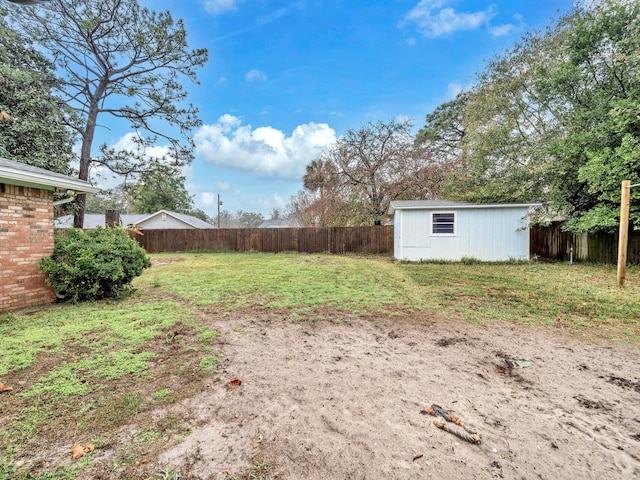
[617,180,631,286]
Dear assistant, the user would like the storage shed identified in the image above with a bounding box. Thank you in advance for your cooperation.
[388,200,539,262]
[0,157,100,312]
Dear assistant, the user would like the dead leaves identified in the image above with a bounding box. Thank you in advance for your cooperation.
[227,379,242,389]
[69,443,94,460]
[0,381,13,393]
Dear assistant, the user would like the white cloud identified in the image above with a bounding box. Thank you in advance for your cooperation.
[273,193,285,207]
[446,82,463,99]
[245,69,267,82]
[199,192,218,208]
[257,6,294,26]
[258,194,286,212]
[259,198,271,210]
[490,23,515,37]
[490,13,524,38]
[199,192,214,207]
[194,115,337,180]
[204,0,240,15]
[402,0,495,38]
[109,132,175,162]
[88,132,177,189]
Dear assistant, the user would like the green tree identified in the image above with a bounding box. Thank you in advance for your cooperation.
[454,26,559,205]
[0,6,74,173]
[536,0,640,231]
[303,159,338,199]
[189,209,214,224]
[127,166,194,214]
[416,91,468,162]
[10,0,208,227]
[236,211,264,227]
[421,0,640,231]
[269,208,283,220]
[301,159,344,226]
[84,185,129,213]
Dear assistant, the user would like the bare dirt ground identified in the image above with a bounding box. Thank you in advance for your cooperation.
[153,312,640,480]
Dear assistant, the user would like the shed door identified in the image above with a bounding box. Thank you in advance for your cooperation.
[403,210,431,248]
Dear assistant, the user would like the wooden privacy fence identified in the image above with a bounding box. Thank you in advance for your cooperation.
[530,221,640,264]
[127,223,638,263]
[129,226,394,255]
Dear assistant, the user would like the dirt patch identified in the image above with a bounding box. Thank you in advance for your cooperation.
[150,315,640,479]
[7,311,640,479]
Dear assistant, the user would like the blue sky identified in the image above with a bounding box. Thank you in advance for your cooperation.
[99,0,575,219]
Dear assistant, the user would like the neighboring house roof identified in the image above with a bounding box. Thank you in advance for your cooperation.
[54,210,215,229]
[259,218,298,228]
[135,210,215,229]
[388,200,541,215]
[0,157,100,194]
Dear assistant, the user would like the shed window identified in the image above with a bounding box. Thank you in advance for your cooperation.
[431,212,456,235]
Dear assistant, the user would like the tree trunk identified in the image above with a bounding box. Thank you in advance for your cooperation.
[73,82,107,228]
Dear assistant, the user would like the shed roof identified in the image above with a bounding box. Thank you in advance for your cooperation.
[388,200,541,215]
[0,157,100,193]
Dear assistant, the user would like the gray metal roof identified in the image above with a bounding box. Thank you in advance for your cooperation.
[0,157,100,193]
[259,218,298,228]
[388,200,541,214]
[54,210,215,229]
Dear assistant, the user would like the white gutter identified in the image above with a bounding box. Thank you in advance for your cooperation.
[388,202,542,215]
[53,195,77,207]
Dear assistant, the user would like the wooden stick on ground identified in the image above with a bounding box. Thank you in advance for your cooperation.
[433,420,482,445]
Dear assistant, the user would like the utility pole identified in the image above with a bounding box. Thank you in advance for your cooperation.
[617,180,639,286]
[217,194,222,228]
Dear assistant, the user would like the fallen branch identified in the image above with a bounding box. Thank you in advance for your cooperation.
[433,420,482,445]
[422,404,478,434]
[422,403,482,445]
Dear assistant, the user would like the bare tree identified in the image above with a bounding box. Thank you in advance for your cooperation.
[321,119,442,225]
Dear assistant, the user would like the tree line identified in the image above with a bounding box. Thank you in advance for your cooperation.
[2,0,638,232]
[1,0,206,227]
[286,0,640,232]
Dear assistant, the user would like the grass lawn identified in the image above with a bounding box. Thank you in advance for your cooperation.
[1,252,638,479]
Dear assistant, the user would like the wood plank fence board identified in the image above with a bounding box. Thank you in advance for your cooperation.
[128,223,637,264]
[529,222,639,264]
[129,226,394,255]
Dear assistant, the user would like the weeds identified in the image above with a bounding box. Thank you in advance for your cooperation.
[200,355,218,372]
[1,253,638,479]
[154,468,182,480]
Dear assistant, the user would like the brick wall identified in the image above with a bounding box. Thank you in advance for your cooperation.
[0,183,56,312]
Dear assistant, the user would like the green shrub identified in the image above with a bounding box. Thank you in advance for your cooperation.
[40,227,151,302]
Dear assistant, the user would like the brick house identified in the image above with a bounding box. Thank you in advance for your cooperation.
[0,157,100,312]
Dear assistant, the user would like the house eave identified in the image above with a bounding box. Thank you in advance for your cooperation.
[0,166,101,194]
[135,209,201,229]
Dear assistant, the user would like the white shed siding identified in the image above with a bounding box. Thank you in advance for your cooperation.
[394,206,530,261]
